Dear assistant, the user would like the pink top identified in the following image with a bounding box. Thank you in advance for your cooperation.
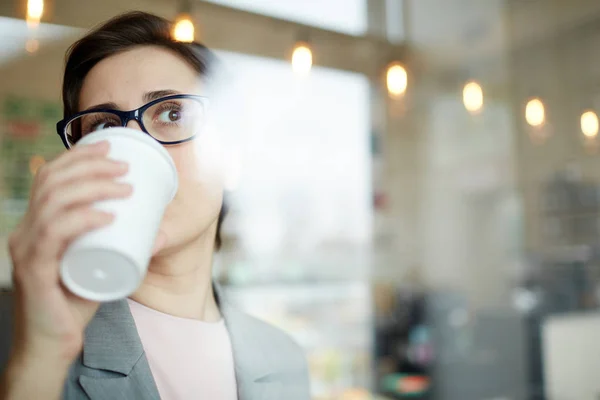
[127,299,238,400]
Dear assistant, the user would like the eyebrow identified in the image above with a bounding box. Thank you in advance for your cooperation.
[83,102,119,112]
[82,90,182,112]
[143,89,181,103]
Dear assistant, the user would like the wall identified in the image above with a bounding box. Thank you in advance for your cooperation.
[378,0,600,308]
[0,35,78,285]
[376,0,521,308]
[508,8,600,253]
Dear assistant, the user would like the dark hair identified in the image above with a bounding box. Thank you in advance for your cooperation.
[62,11,225,250]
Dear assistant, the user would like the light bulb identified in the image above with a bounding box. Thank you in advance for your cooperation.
[463,81,483,114]
[581,110,599,138]
[292,42,312,75]
[27,0,44,27]
[526,98,545,127]
[173,15,195,43]
[386,63,407,98]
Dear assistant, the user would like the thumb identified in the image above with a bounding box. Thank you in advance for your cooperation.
[151,230,168,256]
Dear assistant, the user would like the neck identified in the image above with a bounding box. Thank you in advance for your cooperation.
[130,223,220,322]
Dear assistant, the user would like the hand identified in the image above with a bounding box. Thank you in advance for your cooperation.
[7,141,132,364]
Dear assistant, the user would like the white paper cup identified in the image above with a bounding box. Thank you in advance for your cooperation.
[60,128,178,302]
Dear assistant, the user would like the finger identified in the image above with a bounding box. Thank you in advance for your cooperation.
[31,142,111,197]
[30,208,115,268]
[51,141,110,171]
[33,158,128,204]
[37,180,132,223]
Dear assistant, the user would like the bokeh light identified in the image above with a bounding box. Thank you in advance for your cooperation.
[463,80,484,114]
[386,63,407,98]
[25,38,39,54]
[28,155,45,176]
[26,0,44,27]
[581,110,599,138]
[526,98,546,127]
[291,42,312,75]
[173,15,195,43]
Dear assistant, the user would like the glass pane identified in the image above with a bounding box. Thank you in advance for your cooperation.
[4,3,600,400]
[211,50,372,398]
[212,50,372,279]
[143,97,205,142]
[0,17,78,66]
[203,0,367,36]
[67,112,121,145]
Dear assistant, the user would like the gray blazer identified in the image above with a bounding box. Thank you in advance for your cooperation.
[0,289,310,400]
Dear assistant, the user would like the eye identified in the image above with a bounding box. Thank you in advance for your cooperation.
[92,121,119,131]
[157,109,181,123]
[80,114,121,135]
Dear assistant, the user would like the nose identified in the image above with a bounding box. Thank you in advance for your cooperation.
[125,119,144,132]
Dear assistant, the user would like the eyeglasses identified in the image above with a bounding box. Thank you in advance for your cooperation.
[56,94,208,149]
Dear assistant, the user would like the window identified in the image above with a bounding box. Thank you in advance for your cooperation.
[211,50,371,280]
[203,0,367,36]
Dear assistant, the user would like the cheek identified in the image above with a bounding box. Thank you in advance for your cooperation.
[159,142,224,238]
[166,141,224,201]
[169,144,202,181]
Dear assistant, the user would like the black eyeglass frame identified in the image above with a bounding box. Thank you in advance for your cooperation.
[56,94,208,149]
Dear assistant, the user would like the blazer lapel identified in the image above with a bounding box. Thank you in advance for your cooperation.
[216,286,283,400]
[80,285,285,400]
[236,380,284,400]
[78,300,160,400]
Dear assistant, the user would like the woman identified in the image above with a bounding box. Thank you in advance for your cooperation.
[0,11,309,400]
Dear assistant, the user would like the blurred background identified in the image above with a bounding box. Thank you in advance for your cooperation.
[3,0,600,399]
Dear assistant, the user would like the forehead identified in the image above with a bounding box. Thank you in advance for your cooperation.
[79,45,202,111]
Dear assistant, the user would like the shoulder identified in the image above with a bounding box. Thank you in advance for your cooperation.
[221,302,310,397]
[224,305,307,372]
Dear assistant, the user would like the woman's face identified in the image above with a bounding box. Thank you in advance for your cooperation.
[78,45,224,255]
